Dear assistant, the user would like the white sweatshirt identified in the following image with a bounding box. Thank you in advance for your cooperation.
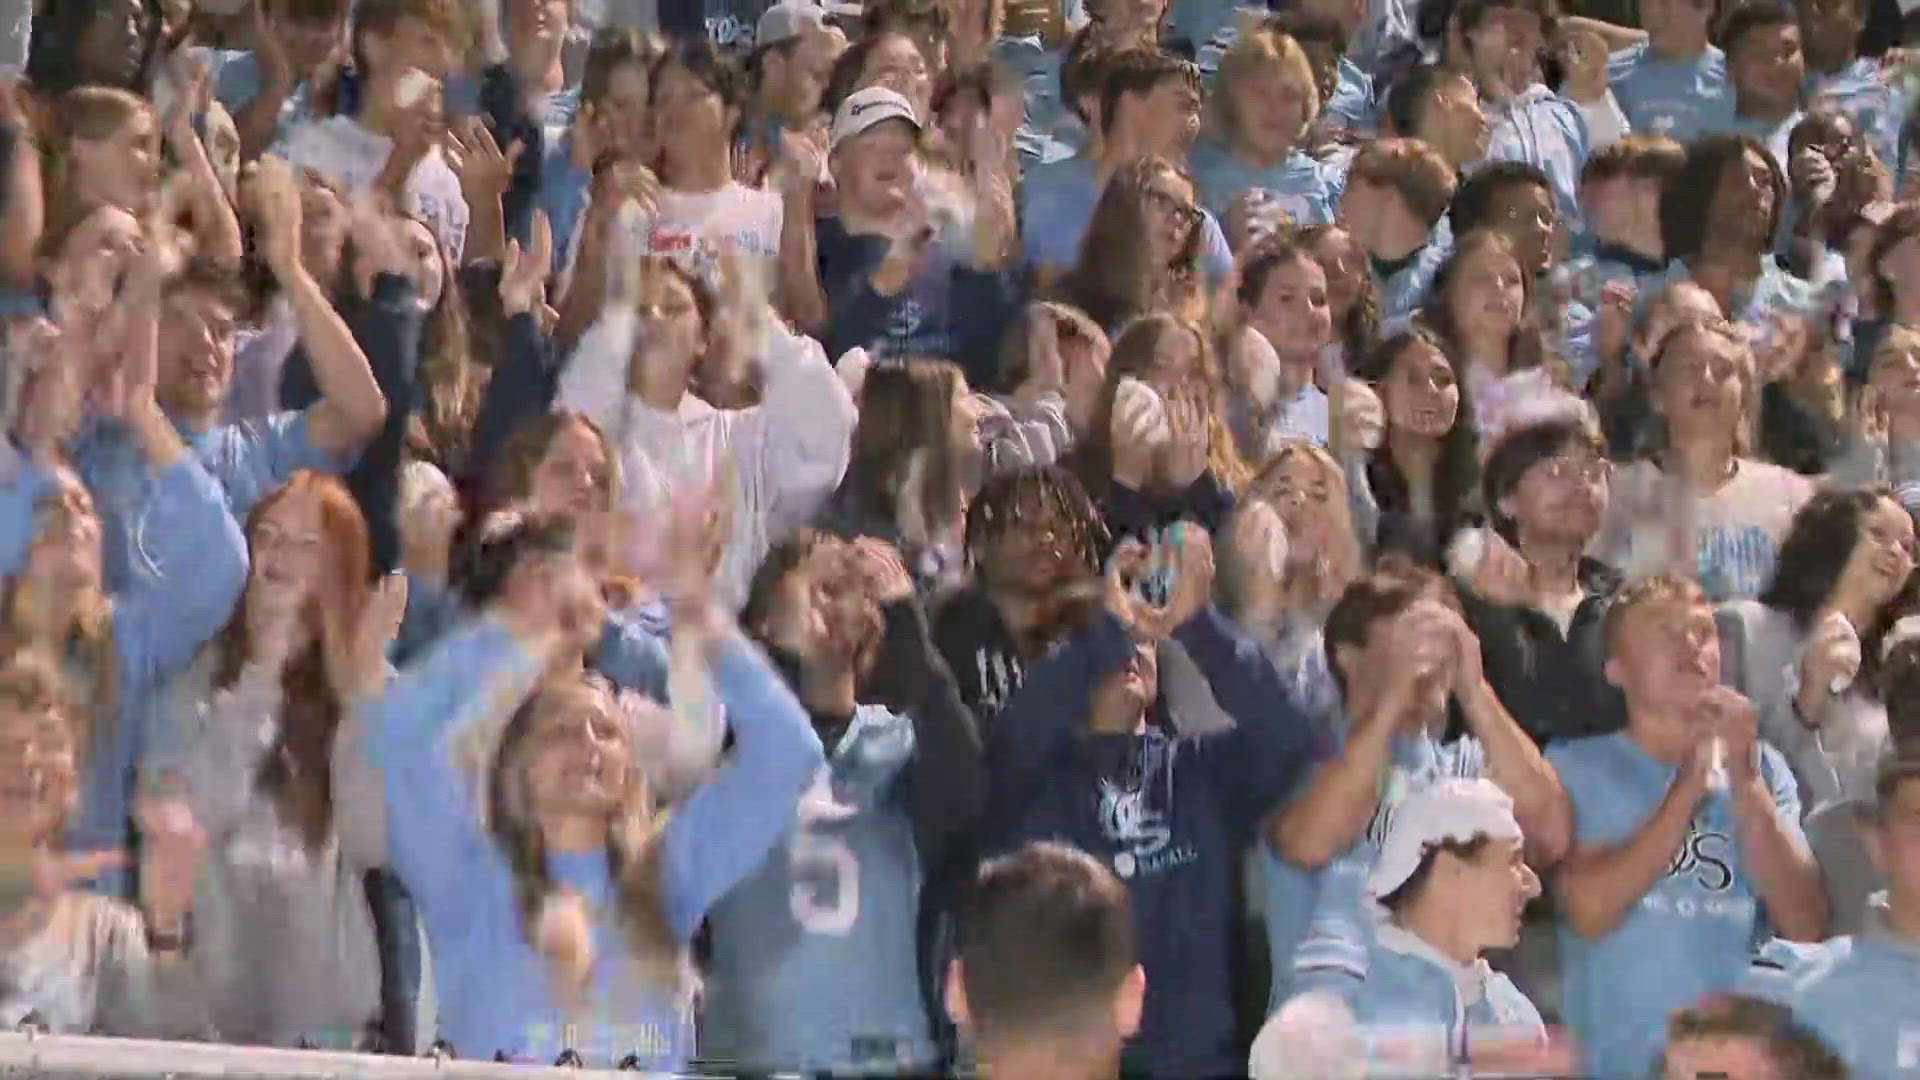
[558,313,857,611]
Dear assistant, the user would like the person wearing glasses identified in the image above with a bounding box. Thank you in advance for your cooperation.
[1716,486,1915,813]
[1454,418,1627,748]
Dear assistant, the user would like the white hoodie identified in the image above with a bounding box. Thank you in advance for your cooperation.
[557,313,857,610]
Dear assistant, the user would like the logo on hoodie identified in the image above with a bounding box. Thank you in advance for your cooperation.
[1097,779,1194,879]
[1664,818,1735,892]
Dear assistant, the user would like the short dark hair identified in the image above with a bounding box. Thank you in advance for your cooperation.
[1879,637,1920,744]
[1580,133,1687,186]
[1722,0,1798,55]
[1384,63,1467,140]
[1323,555,1455,694]
[1664,996,1850,1080]
[652,37,748,116]
[1346,137,1457,228]
[1267,11,1348,56]
[1375,833,1495,913]
[352,0,468,53]
[1060,28,1116,124]
[453,513,578,609]
[1449,159,1553,239]
[1865,751,1920,823]
[1237,235,1317,311]
[956,842,1136,1044]
[1481,418,1606,542]
[1098,48,1199,137]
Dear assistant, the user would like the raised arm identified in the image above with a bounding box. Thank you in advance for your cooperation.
[742,319,858,532]
[162,66,246,269]
[1554,745,1709,938]
[1718,692,1828,941]
[1445,610,1571,867]
[657,628,825,940]
[251,158,387,457]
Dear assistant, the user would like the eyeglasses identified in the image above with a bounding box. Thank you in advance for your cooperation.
[1145,188,1203,233]
[1536,456,1610,485]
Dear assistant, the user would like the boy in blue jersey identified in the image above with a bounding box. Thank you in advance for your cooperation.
[947,842,1143,1080]
[984,525,1331,1078]
[1724,3,1808,172]
[1548,574,1829,1078]
[1337,137,1456,329]
[704,531,987,1075]
[1251,779,1562,1078]
[1779,753,1920,1076]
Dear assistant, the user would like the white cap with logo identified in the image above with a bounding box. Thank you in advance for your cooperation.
[829,86,920,150]
[1364,778,1523,903]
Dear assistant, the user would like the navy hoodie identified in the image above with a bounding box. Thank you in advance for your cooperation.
[985,607,1330,1077]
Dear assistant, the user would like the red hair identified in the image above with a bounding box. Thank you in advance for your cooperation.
[215,472,371,850]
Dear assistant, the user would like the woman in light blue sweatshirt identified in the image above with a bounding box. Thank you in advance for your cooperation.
[1190,25,1335,228]
[359,517,823,1069]
[0,394,248,890]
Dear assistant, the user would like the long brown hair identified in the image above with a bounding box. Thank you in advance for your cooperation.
[213,472,370,851]
[843,358,969,537]
[1070,312,1249,502]
[487,675,682,990]
[40,87,156,259]
[1059,155,1206,331]
[1418,229,1551,380]
[493,410,622,519]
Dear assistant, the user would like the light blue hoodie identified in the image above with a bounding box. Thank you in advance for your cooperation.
[1547,730,1803,1079]
[1783,897,1920,1077]
[66,456,250,880]
[362,619,823,1069]
[1347,923,1546,1068]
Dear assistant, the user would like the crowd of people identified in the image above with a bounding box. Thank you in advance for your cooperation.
[4,0,1920,1074]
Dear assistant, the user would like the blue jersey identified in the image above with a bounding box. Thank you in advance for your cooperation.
[1548,731,1803,1079]
[1608,43,1735,142]
[1784,905,1920,1078]
[1188,139,1337,225]
[702,704,938,1074]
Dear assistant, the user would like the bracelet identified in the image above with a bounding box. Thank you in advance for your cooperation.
[145,914,193,954]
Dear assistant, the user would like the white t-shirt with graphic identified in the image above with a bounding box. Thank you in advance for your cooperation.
[1596,457,1814,602]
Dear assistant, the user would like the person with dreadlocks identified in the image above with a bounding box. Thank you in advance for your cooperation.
[356,511,822,1069]
[931,465,1110,727]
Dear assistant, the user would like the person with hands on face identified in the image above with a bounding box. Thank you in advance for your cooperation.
[703,532,986,1075]
[1446,0,1590,230]
[984,523,1330,1079]
[1547,575,1828,1078]
[272,0,468,261]
[358,513,823,1069]
[0,656,211,1038]
[1078,314,1241,546]
[1267,561,1568,1006]
[813,87,1023,382]
[1717,486,1916,812]
[150,472,388,1049]
[218,0,352,162]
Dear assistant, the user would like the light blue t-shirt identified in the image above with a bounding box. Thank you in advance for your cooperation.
[997,36,1082,168]
[1548,731,1803,1079]
[1783,906,1920,1078]
[1607,43,1735,143]
[1020,156,1235,278]
[1350,925,1546,1067]
[1188,138,1336,226]
[702,704,938,1074]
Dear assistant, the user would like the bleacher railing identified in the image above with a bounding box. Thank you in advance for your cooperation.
[0,1032,677,1077]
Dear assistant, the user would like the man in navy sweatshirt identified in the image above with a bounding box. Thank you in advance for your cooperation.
[983,524,1331,1078]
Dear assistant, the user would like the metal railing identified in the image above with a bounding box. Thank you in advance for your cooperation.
[0,1032,680,1078]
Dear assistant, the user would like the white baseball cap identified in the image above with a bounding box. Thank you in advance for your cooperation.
[829,86,920,150]
[1364,779,1523,902]
[755,1,830,48]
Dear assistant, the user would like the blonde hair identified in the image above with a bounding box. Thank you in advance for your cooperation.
[1214,26,1319,146]
[1248,440,1361,612]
